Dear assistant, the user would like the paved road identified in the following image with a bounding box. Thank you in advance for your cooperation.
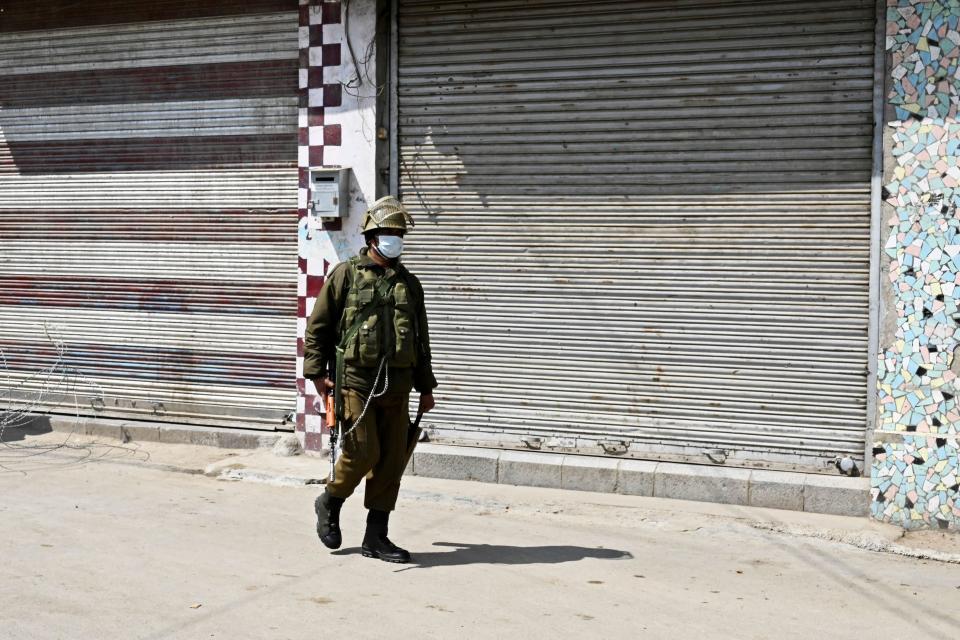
[0,435,958,639]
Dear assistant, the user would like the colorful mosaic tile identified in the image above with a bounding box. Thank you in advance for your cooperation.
[871,436,960,528]
[887,0,960,121]
[876,0,960,529]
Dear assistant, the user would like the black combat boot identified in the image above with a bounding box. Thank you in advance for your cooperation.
[361,509,411,563]
[314,490,344,549]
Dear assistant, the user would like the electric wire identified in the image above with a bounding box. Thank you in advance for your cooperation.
[0,323,150,474]
[339,0,385,143]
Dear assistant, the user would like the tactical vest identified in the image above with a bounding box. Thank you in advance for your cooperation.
[338,256,419,369]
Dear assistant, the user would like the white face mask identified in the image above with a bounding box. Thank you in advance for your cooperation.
[376,235,404,259]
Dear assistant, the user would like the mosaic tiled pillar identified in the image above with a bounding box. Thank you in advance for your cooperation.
[873,0,960,530]
[296,0,343,452]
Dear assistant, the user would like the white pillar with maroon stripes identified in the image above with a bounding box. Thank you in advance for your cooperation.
[295,0,379,452]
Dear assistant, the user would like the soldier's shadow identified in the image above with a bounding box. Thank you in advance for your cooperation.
[333,542,632,570]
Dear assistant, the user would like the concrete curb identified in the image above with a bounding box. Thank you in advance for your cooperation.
[31,415,869,517]
[42,415,283,450]
[407,444,870,518]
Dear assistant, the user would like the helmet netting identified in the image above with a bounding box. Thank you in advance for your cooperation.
[365,197,414,230]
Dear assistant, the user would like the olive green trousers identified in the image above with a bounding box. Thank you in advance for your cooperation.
[326,389,410,512]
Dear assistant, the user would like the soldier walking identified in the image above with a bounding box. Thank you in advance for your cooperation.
[304,196,437,563]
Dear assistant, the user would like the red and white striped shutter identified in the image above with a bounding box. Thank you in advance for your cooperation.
[0,1,300,428]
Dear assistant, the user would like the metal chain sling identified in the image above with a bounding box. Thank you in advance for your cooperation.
[329,261,398,482]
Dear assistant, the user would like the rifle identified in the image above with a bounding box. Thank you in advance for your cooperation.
[405,410,424,466]
[323,384,337,482]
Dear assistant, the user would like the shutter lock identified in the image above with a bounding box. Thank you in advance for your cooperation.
[598,440,628,455]
[519,436,543,450]
[704,449,728,464]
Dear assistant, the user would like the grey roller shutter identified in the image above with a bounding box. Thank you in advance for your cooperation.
[1,4,299,429]
[397,0,876,470]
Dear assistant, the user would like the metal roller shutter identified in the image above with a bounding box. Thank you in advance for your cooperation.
[396,0,877,470]
[0,2,299,429]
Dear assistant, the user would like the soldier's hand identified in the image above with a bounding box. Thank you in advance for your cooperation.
[310,377,334,393]
[418,393,436,414]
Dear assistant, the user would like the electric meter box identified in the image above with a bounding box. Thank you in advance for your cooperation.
[308,167,349,219]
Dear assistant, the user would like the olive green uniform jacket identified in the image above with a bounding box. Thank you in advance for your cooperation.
[303,249,438,395]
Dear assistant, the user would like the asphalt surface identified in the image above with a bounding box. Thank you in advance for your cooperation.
[1,433,958,639]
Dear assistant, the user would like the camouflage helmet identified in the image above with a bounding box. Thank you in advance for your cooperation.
[361,196,414,234]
